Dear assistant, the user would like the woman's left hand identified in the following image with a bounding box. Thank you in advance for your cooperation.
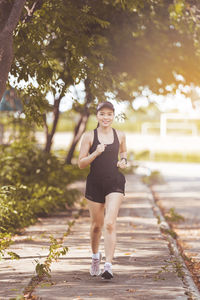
[117,159,127,169]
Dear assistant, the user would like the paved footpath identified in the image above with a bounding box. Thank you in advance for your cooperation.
[0,174,199,300]
[142,162,200,293]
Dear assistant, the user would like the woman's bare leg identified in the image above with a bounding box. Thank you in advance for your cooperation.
[87,199,104,254]
[104,193,123,263]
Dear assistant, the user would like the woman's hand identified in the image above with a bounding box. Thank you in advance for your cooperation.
[117,158,127,169]
[95,143,106,156]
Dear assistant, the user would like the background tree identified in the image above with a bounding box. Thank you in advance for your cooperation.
[11,0,122,155]
[8,0,200,162]
[66,0,200,162]
[0,0,26,100]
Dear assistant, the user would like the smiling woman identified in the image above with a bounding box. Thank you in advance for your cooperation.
[78,101,127,280]
[96,102,114,130]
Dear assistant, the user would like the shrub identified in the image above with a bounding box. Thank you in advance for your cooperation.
[0,137,86,233]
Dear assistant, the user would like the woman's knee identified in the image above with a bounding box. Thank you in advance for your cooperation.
[91,221,103,233]
[105,220,116,233]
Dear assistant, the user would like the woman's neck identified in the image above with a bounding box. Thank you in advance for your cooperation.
[98,126,112,134]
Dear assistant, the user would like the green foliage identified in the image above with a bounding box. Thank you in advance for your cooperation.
[35,232,70,278]
[12,0,118,124]
[24,220,76,297]
[169,0,200,50]
[154,257,184,281]
[165,208,185,223]
[142,170,164,186]
[160,227,177,239]
[12,0,200,124]
[8,0,200,163]
[7,251,20,260]
[0,232,13,259]
[0,137,84,235]
[156,215,161,225]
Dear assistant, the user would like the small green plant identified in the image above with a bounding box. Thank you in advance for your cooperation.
[165,208,185,223]
[23,219,77,298]
[34,223,74,279]
[0,233,19,260]
[160,227,177,239]
[154,264,170,281]
[172,259,184,278]
[142,170,164,186]
[0,232,12,259]
[156,215,161,224]
[7,251,20,260]
[154,257,184,281]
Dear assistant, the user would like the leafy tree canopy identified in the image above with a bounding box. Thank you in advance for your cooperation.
[7,0,200,123]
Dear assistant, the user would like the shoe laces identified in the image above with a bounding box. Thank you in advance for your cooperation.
[104,264,112,273]
[92,257,100,266]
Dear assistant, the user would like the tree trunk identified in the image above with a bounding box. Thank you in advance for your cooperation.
[65,113,90,164]
[44,97,61,153]
[65,77,92,164]
[0,0,26,100]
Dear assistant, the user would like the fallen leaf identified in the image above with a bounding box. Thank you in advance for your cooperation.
[126,288,136,293]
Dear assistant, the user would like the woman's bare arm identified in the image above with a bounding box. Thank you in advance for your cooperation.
[78,132,105,169]
[119,132,127,160]
[117,131,127,169]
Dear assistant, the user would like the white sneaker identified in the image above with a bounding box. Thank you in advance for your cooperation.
[90,252,102,276]
[101,263,113,279]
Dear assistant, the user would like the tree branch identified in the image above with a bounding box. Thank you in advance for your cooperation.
[22,0,43,23]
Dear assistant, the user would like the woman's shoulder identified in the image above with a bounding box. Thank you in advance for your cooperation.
[82,130,95,144]
[114,128,126,143]
[115,128,125,138]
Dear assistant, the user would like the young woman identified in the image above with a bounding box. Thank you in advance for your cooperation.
[78,101,127,279]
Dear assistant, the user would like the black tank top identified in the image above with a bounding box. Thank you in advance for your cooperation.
[89,128,119,179]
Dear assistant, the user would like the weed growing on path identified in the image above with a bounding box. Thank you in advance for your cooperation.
[0,232,20,261]
[142,170,164,186]
[156,215,161,224]
[165,208,185,223]
[154,258,184,281]
[160,227,177,239]
[23,216,79,298]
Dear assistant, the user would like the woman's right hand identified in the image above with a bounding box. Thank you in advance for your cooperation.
[95,143,106,156]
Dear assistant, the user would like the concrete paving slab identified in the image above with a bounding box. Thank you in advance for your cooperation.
[0,173,197,299]
[33,175,189,300]
[142,161,200,293]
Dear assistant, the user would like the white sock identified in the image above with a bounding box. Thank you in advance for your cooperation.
[92,252,100,259]
[105,262,112,267]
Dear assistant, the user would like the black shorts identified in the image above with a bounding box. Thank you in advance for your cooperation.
[85,172,126,204]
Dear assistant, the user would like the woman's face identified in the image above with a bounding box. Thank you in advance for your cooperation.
[97,107,114,127]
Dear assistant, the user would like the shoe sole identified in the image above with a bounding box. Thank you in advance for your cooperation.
[101,270,113,280]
